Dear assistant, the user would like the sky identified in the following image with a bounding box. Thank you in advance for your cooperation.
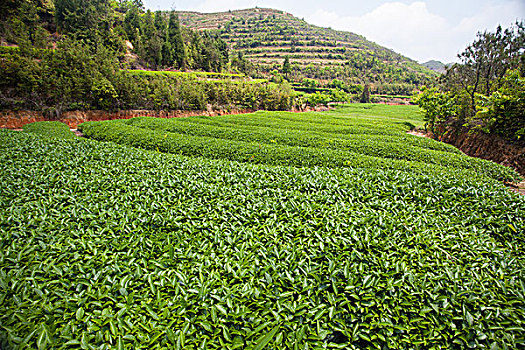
[142,0,525,63]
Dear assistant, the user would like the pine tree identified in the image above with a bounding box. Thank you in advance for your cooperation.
[123,5,141,44]
[282,56,291,79]
[154,11,167,42]
[54,0,112,42]
[141,10,162,68]
[154,11,168,67]
[360,84,370,103]
[168,11,185,69]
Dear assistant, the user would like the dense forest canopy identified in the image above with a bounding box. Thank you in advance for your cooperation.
[1,0,229,71]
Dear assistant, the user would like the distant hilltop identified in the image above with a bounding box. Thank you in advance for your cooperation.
[177,7,438,86]
[421,60,454,74]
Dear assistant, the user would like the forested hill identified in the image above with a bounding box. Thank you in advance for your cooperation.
[0,1,439,113]
[178,8,437,89]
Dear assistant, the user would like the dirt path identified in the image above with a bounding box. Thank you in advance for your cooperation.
[71,129,84,137]
[407,130,429,138]
[506,182,525,196]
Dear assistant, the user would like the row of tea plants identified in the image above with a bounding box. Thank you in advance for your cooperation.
[78,107,520,182]
[1,106,524,349]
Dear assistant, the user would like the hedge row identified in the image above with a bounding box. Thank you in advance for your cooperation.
[78,120,520,182]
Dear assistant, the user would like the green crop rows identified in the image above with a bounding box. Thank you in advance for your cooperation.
[22,121,76,140]
[1,105,524,349]
[78,106,520,182]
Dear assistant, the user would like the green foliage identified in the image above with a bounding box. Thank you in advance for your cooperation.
[360,84,370,103]
[431,22,525,142]
[166,11,185,68]
[330,79,345,90]
[301,78,318,88]
[0,46,289,112]
[54,0,124,52]
[307,92,332,107]
[91,77,119,110]
[414,87,459,137]
[282,55,291,77]
[53,2,229,72]
[0,48,41,109]
[475,70,525,140]
[78,108,520,182]
[22,121,76,139]
[123,4,141,43]
[0,0,53,49]
[328,88,351,103]
[0,126,524,349]
[125,69,245,80]
[37,38,120,112]
[139,10,162,69]
[180,8,436,87]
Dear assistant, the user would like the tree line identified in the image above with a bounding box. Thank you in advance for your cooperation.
[415,22,524,143]
[0,0,295,113]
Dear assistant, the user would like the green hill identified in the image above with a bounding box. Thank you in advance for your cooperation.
[178,8,438,92]
[422,60,451,73]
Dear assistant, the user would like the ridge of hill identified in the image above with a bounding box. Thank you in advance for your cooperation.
[177,7,438,90]
[422,60,452,73]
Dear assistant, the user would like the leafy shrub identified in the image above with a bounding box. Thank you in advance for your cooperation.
[91,77,119,110]
[413,87,459,137]
[0,129,524,349]
[475,70,525,140]
[22,121,76,139]
[420,22,525,143]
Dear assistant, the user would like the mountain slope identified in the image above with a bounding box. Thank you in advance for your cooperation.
[178,8,438,88]
[422,60,451,74]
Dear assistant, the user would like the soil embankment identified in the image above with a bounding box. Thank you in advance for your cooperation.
[0,106,326,129]
[0,109,255,129]
[439,128,525,177]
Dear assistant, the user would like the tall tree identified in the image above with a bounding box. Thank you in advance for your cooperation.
[54,0,112,42]
[360,83,370,103]
[282,56,291,79]
[443,21,525,111]
[418,21,525,142]
[140,10,162,68]
[167,11,185,69]
[123,4,142,44]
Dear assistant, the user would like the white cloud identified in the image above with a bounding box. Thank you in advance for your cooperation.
[456,1,523,35]
[305,1,524,63]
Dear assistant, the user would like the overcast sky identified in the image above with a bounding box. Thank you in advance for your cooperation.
[143,0,525,63]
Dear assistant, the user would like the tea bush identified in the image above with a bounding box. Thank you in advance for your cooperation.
[22,121,76,139]
[78,109,521,182]
[0,129,524,349]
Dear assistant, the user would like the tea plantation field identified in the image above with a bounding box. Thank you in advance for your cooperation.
[1,104,524,349]
[78,105,519,182]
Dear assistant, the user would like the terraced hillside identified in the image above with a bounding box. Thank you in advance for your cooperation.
[178,8,437,89]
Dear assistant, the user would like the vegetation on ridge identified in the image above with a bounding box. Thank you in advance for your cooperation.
[177,7,437,94]
[0,2,438,113]
[0,1,301,112]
